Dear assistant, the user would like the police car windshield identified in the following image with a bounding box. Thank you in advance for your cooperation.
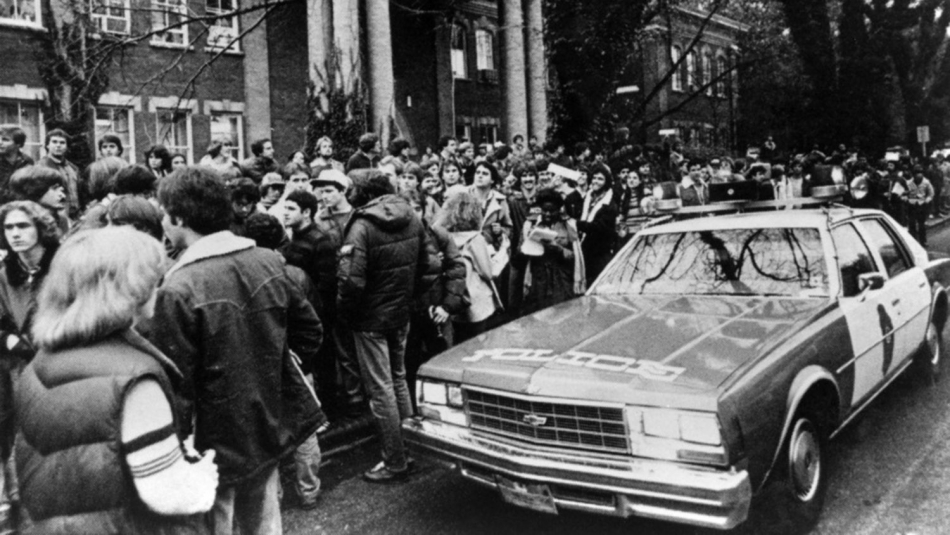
[592,228,830,297]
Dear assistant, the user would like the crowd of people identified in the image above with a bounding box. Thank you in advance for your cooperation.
[0,120,949,534]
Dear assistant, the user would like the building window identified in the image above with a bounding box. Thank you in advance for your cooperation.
[716,55,727,97]
[686,50,697,89]
[450,24,468,79]
[206,0,239,51]
[475,29,494,71]
[94,106,134,162]
[478,120,498,145]
[0,0,40,25]
[670,46,683,92]
[0,101,43,161]
[151,0,188,47]
[156,109,192,162]
[91,0,130,34]
[456,123,472,143]
[702,49,713,95]
[210,112,243,160]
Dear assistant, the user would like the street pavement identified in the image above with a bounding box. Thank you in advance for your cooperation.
[283,220,950,535]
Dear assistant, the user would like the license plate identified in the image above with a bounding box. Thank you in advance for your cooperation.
[496,476,558,515]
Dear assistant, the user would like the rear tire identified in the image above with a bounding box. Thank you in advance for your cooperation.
[780,413,827,531]
[917,318,943,385]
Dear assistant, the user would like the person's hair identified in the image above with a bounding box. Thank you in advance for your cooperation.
[458,141,474,154]
[244,212,287,250]
[87,156,129,201]
[402,162,425,182]
[230,177,261,205]
[285,189,318,217]
[379,155,405,176]
[0,201,61,255]
[389,137,411,156]
[107,195,164,240]
[493,145,512,161]
[512,161,538,180]
[543,139,562,153]
[98,134,124,156]
[315,136,333,152]
[206,138,228,159]
[513,134,524,144]
[114,165,158,196]
[473,161,502,186]
[588,162,613,190]
[44,128,69,149]
[289,150,307,163]
[250,138,271,157]
[348,169,395,207]
[32,227,166,351]
[434,189,482,232]
[438,135,457,150]
[439,160,461,179]
[144,144,172,173]
[0,124,26,147]
[282,161,310,179]
[574,141,589,157]
[358,133,379,153]
[157,166,232,235]
[170,153,187,165]
[536,187,564,209]
[9,165,66,203]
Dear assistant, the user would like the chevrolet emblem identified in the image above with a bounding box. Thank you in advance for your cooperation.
[522,414,547,427]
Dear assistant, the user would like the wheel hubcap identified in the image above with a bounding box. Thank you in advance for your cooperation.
[927,324,940,368]
[789,420,821,502]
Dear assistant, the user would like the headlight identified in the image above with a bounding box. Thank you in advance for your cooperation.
[625,407,727,466]
[417,379,467,426]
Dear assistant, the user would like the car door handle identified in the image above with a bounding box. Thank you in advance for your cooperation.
[892,298,901,306]
[919,281,927,288]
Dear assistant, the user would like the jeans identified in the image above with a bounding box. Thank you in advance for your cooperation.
[333,322,364,409]
[909,203,929,246]
[352,324,414,471]
[293,432,322,505]
[212,466,281,535]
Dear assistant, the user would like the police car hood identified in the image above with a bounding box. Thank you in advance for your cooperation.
[421,295,832,411]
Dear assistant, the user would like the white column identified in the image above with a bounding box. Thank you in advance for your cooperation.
[241,8,271,143]
[307,0,333,88]
[332,0,360,94]
[525,0,547,140]
[366,0,394,143]
[501,0,529,143]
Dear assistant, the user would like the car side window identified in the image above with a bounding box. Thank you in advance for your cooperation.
[831,223,877,297]
[858,218,910,279]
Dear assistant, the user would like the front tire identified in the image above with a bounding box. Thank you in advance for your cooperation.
[781,414,827,530]
[917,318,943,385]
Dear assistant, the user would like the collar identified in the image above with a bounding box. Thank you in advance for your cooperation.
[164,231,255,278]
[121,329,184,380]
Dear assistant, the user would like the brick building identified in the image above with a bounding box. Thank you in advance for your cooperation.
[0,0,741,164]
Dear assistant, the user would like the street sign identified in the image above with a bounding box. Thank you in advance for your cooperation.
[917,126,930,143]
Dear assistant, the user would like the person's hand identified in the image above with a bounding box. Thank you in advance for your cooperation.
[192,450,219,513]
[430,306,449,325]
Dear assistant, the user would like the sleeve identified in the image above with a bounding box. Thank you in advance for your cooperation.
[286,269,323,366]
[438,228,468,314]
[146,286,199,435]
[122,379,217,515]
[414,224,432,298]
[576,204,617,236]
[336,221,369,320]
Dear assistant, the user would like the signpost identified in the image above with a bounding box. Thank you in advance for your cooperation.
[917,126,930,157]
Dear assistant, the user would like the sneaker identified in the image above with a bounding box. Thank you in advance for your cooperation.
[362,461,410,483]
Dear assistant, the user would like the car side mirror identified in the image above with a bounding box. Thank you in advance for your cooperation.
[858,272,885,293]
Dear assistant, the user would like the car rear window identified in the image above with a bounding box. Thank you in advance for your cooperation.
[592,228,829,297]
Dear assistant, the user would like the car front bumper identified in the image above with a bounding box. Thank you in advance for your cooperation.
[402,417,751,530]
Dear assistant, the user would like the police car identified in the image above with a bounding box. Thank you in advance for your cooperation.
[402,188,950,531]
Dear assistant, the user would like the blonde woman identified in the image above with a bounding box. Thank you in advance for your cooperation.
[15,227,218,534]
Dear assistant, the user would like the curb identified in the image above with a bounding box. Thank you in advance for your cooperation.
[318,414,374,453]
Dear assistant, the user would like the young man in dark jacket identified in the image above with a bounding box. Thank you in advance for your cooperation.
[337,170,430,482]
[149,166,323,534]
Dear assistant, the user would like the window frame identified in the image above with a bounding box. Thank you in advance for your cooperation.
[670,45,683,92]
[0,100,45,161]
[150,0,189,48]
[205,0,240,52]
[475,29,495,72]
[857,217,913,279]
[209,111,244,160]
[831,222,878,297]
[155,108,193,163]
[94,105,135,163]
[90,0,131,35]
[702,48,713,95]
[0,0,41,28]
[450,23,469,79]
[716,55,728,98]
[686,50,697,89]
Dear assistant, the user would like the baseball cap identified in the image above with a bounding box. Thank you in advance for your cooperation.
[312,169,351,190]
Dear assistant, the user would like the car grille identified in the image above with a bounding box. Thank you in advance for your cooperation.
[465,389,629,454]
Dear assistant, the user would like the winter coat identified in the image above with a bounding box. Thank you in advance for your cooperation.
[337,194,430,332]
[345,151,380,173]
[578,189,618,282]
[471,187,513,248]
[15,329,210,535]
[0,246,56,362]
[453,231,501,323]
[0,151,33,205]
[240,155,279,184]
[148,231,323,485]
[416,222,467,314]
